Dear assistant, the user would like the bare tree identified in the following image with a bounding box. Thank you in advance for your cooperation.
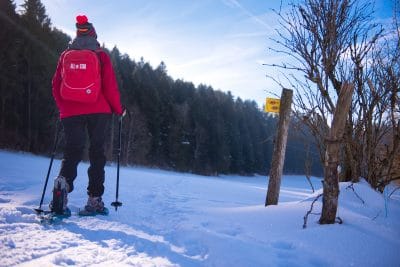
[320,82,354,224]
[266,0,399,224]
[363,0,400,189]
[304,142,315,193]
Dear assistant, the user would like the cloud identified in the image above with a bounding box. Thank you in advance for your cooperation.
[221,0,274,30]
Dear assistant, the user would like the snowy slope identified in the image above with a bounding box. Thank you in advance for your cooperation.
[0,150,399,267]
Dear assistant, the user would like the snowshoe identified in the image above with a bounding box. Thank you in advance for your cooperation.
[39,207,71,224]
[78,196,109,216]
[50,176,69,215]
[78,207,109,216]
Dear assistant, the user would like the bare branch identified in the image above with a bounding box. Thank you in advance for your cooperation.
[303,193,322,229]
[346,183,365,204]
[389,186,400,198]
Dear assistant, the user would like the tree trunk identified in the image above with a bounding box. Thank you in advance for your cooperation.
[320,82,354,224]
[124,115,133,165]
[265,88,293,206]
[1,90,5,135]
[27,64,32,152]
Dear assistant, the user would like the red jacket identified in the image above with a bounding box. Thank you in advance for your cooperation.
[52,49,123,119]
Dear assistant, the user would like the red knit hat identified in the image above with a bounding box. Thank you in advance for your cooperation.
[76,15,97,39]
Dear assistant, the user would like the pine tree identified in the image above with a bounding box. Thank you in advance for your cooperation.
[0,0,21,146]
[19,0,55,151]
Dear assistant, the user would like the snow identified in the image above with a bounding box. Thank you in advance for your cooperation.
[0,150,399,267]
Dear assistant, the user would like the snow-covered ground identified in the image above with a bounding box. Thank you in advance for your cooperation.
[0,150,399,267]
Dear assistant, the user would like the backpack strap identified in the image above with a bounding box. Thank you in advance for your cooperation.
[93,49,103,69]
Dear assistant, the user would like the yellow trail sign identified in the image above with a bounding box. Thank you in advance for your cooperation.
[265,98,281,113]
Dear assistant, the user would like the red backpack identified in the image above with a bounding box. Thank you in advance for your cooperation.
[60,50,101,103]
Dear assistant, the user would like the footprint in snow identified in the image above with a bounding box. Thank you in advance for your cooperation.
[0,198,11,203]
[271,241,295,250]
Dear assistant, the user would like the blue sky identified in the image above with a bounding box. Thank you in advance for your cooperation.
[16,0,394,108]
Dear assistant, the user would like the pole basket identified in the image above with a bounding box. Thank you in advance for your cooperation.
[111,201,122,211]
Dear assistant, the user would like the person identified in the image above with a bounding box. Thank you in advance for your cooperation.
[51,14,124,215]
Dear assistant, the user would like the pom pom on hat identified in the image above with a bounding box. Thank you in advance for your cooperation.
[75,14,97,39]
[76,15,88,25]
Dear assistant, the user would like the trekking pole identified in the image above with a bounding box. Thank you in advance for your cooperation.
[34,120,60,214]
[111,115,123,211]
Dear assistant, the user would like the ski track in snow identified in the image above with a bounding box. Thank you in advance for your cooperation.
[0,150,399,267]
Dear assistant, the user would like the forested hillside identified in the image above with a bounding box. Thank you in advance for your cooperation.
[0,0,322,176]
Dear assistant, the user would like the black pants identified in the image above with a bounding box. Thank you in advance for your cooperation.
[59,113,111,197]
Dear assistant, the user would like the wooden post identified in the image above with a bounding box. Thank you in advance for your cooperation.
[265,88,293,206]
[319,82,354,224]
